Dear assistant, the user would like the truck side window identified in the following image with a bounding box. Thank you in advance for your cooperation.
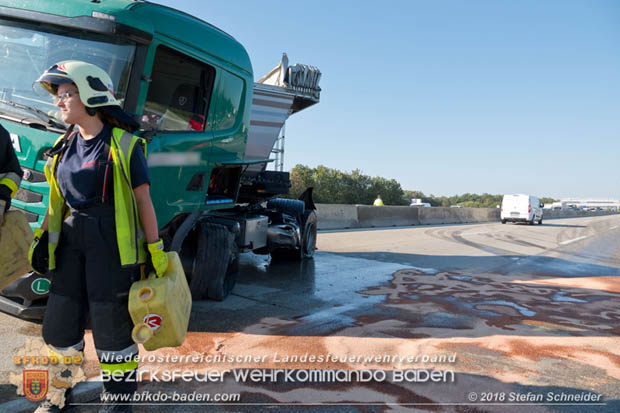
[142,45,215,132]
[212,71,244,131]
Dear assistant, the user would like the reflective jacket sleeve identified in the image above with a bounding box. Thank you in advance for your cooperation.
[0,124,23,211]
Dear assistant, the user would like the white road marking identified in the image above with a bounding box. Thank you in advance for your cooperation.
[560,235,589,245]
[610,226,618,230]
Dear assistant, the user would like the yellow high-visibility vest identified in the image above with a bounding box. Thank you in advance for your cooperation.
[45,128,147,270]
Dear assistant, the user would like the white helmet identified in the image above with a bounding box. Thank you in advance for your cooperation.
[35,60,120,108]
[36,60,139,132]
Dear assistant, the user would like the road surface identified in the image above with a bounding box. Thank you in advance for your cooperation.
[1,215,619,412]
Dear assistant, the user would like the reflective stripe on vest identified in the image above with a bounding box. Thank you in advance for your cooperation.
[44,135,67,270]
[0,171,21,198]
[45,128,147,270]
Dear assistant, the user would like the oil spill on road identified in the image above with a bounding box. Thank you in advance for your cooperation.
[359,269,620,336]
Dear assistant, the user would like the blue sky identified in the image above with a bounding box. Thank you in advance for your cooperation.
[154,0,620,199]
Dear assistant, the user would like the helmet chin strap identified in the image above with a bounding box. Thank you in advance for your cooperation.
[45,124,76,158]
[86,107,97,116]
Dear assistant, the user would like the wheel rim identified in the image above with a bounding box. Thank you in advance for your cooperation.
[303,223,316,257]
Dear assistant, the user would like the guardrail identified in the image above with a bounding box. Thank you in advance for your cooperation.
[316,204,619,230]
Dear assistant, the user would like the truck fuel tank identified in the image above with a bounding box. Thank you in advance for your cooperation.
[210,214,268,251]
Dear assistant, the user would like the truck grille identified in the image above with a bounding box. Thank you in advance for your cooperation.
[14,188,43,203]
[9,206,39,222]
[12,167,46,224]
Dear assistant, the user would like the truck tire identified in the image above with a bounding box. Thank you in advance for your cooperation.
[209,249,238,301]
[190,222,237,300]
[301,210,317,259]
[267,198,305,218]
[501,219,506,224]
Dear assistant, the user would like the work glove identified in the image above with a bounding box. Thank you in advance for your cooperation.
[147,239,168,278]
[29,228,49,275]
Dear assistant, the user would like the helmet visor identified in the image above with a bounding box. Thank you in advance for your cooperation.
[33,74,74,97]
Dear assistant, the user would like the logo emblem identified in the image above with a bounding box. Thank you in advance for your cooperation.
[143,314,162,330]
[23,370,48,402]
[10,133,20,153]
[178,96,187,106]
[31,279,51,295]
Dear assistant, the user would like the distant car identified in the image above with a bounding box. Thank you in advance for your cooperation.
[450,205,464,208]
[410,199,431,207]
[500,194,543,225]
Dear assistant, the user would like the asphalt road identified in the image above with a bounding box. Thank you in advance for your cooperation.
[1,215,619,412]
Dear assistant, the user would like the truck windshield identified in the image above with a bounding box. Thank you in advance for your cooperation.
[0,23,135,129]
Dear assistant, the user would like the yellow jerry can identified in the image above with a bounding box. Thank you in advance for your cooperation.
[0,211,33,291]
[128,251,192,351]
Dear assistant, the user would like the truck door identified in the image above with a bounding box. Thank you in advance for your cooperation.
[139,43,216,225]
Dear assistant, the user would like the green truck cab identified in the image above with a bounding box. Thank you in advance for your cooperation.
[0,0,320,319]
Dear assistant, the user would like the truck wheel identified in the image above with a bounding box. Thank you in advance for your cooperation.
[209,250,238,301]
[529,218,535,225]
[501,219,506,224]
[301,210,317,259]
[190,222,237,300]
[271,210,317,261]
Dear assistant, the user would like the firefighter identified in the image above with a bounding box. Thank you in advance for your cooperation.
[0,122,23,227]
[373,194,384,206]
[30,61,168,413]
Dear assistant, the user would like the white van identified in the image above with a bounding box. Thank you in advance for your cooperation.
[500,194,543,225]
[410,199,431,207]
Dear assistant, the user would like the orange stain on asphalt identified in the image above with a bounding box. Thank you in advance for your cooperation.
[511,276,620,293]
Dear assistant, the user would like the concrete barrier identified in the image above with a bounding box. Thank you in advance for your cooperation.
[316,204,359,230]
[315,204,618,230]
[417,207,499,225]
[357,205,420,227]
[543,209,616,220]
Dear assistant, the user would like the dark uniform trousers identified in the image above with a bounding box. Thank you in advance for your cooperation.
[42,205,140,394]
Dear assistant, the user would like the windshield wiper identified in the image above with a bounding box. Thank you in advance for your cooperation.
[0,99,66,130]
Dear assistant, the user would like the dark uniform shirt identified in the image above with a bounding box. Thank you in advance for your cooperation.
[57,124,150,209]
[0,123,23,212]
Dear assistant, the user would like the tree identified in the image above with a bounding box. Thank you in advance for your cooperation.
[289,165,556,206]
[289,164,314,198]
[289,165,404,204]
